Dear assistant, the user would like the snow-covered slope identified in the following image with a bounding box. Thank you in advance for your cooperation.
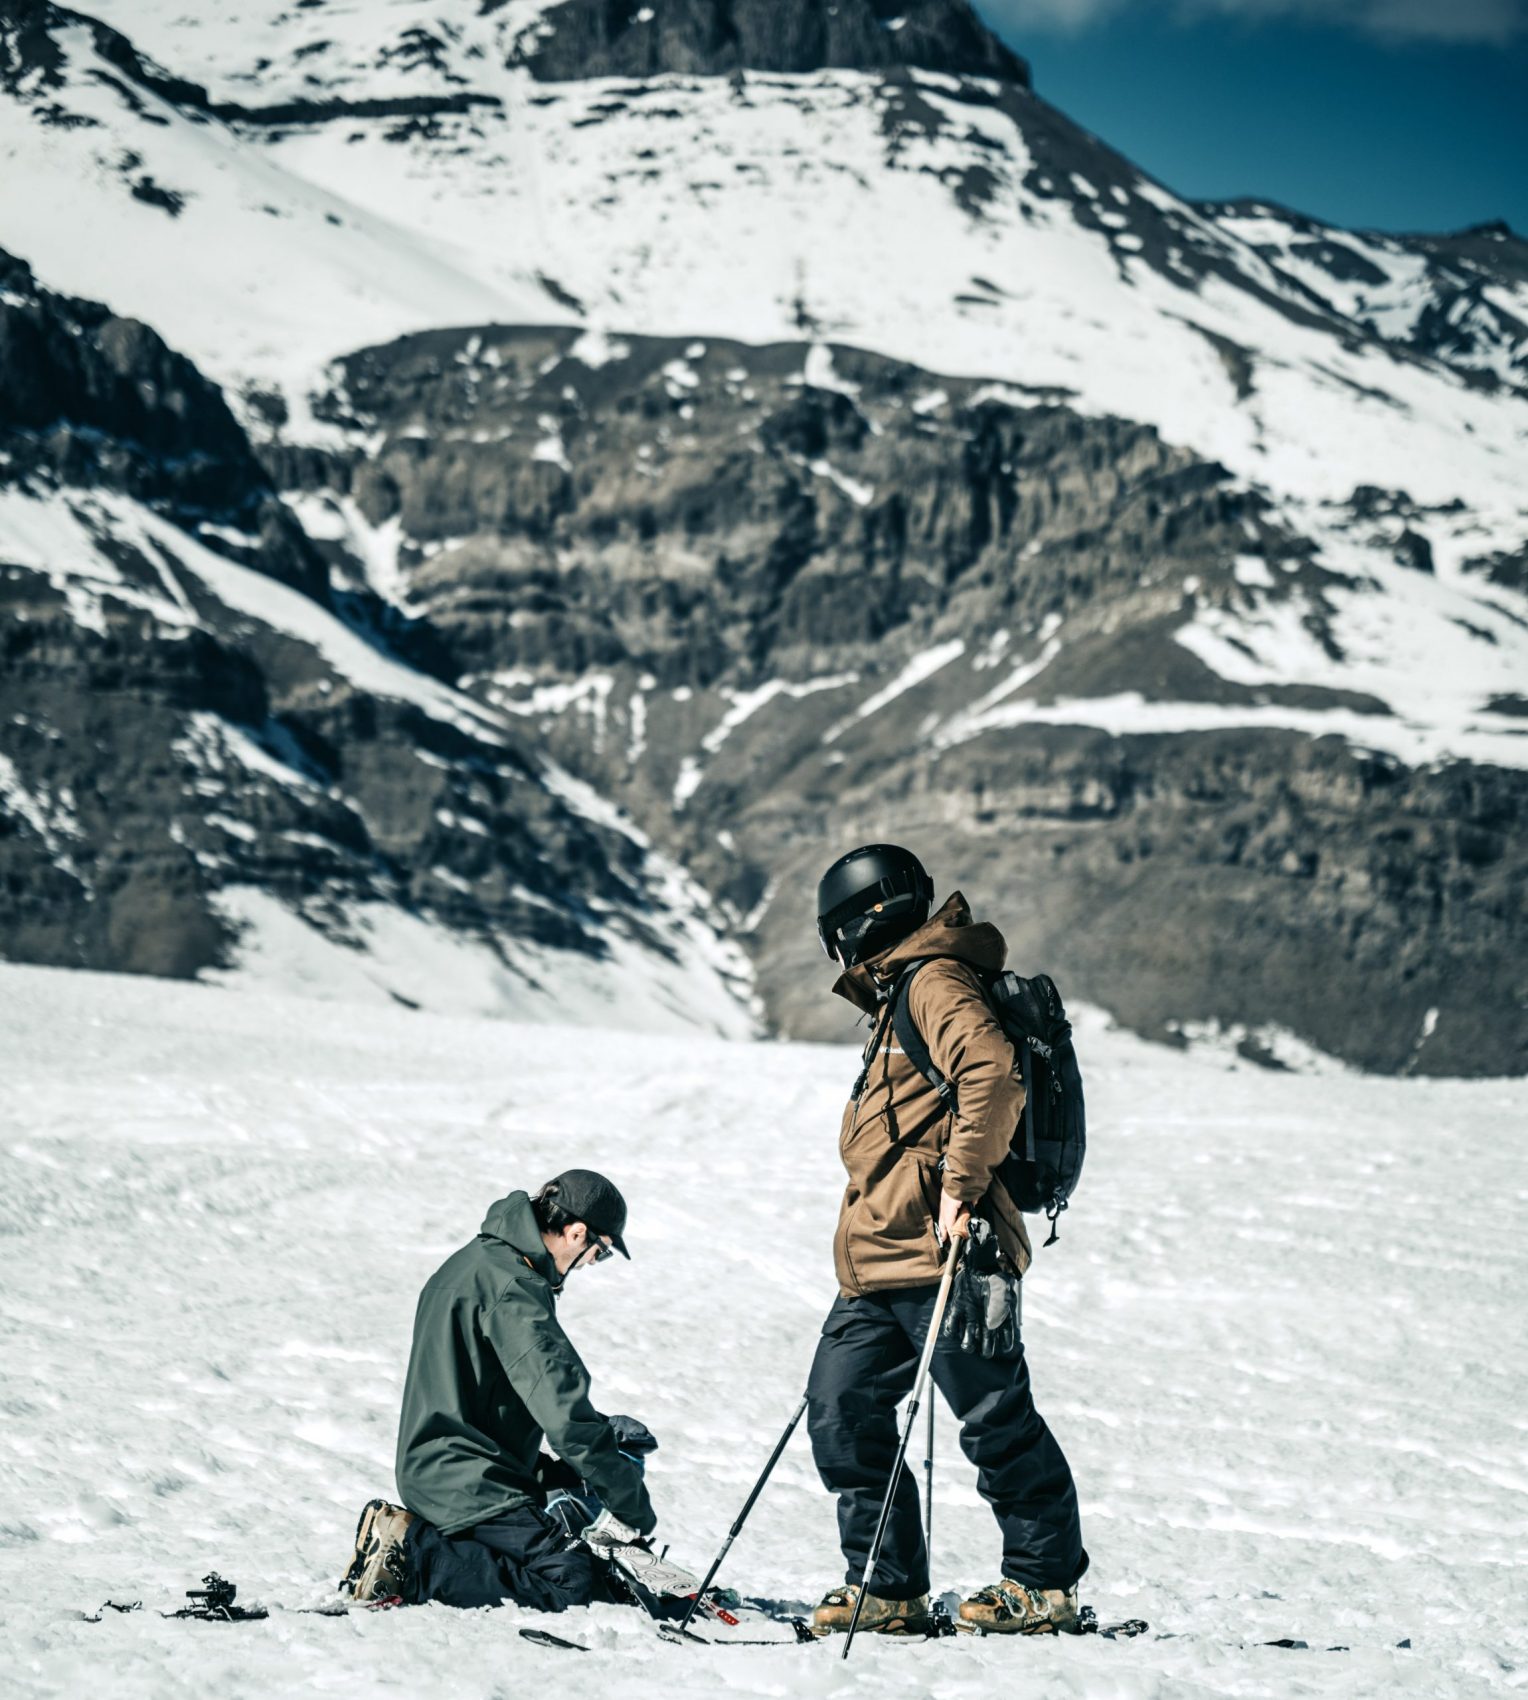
[3,0,1525,1070]
[4,0,1524,532]
[0,1,532,434]
[1203,200,1528,396]
[1,964,1524,1697]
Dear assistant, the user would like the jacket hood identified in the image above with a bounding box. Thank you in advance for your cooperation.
[479,1189,562,1289]
[832,891,1007,1015]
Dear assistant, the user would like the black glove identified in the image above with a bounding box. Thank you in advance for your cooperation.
[608,1413,659,1458]
[942,1217,1021,1359]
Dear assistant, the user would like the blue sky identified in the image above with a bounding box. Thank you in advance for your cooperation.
[973,1,1528,235]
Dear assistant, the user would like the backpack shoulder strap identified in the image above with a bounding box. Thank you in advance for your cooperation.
[889,959,957,1110]
[849,999,894,1101]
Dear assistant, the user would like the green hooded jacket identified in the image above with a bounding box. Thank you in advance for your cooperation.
[394,1190,655,1536]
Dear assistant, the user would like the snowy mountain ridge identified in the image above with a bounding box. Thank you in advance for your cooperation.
[1202,200,1527,396]
[1,0,1525,1070]
[4,0,1525,511]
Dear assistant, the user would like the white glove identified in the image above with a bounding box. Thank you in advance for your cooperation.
[582,1508,643,1549]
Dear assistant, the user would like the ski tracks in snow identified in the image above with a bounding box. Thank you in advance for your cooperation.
[0,966,1525,1698]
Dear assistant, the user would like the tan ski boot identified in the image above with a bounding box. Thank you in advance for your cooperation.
[958,1578,1080,1634]
[810,1582,932,1636]
[338,1498,417,1604]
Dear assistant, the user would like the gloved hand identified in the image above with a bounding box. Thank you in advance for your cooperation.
[942,1216,1021,1359]
[608,1413,659,1457]
[583,1507,646,1549]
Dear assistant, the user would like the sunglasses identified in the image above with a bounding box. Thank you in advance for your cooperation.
[577,1233,614,1268]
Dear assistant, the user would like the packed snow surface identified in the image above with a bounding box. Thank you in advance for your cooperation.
[1,966,1524,1698]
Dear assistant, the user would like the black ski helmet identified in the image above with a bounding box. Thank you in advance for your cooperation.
[816,844,934,967]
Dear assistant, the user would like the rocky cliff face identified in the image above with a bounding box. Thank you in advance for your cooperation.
[515,0,1030,85]
[275,321,1526,1074]
[0,247,326,599]
[306,327,1249,688]
[0,254,758,1031]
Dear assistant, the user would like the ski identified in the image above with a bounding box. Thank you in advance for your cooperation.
[658,1619,815,1647]
[519,1627,589,1651]
[1078,1607,1152,1639]
[164,1574,269,1622]
[662,1602,950,1649]
[593,1537,744,1627]
[956,1622,1149,1639]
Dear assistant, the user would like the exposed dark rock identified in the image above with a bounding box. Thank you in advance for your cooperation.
[740,727,1527,1079]
[0,254,737,1007]
[1195,199,1528,397]
[1287,238,1388,287]
[0,0,212,109]
[1464,542,1528,593]
[1393,528,1434,574]
[514,0,1030,86]
[0,247,327,600]
[211,91,504,126]
[1402,218,1528,286]
[128,175,185,214]
[1194,328,1256,401]
[295,319,1528,1075]
[0,572,644,981]
[312,324,1271,690]
[1348,484,1416,520]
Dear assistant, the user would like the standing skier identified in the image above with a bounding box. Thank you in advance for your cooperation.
[807,844,1087,1636]
[339,1170,658,1611]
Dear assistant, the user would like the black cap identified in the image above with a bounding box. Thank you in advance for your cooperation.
[544,1168,630,1259]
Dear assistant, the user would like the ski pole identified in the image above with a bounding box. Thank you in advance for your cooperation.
[677,1392,809,1635]
[842,1238,964,1661]
[923,1398,935,1562]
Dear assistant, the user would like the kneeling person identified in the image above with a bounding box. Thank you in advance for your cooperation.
[340,1170,655,1610]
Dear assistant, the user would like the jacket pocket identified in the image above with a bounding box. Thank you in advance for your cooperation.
[865,1154,941,1246]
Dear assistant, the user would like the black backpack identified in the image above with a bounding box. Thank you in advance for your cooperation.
[886,962,1086,1245]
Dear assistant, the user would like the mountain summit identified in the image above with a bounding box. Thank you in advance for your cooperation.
[511,0,1031,84]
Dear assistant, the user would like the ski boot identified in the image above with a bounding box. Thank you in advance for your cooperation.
[338,1499,416,1604]
[810,1583,932,1637]
[957,1578,1079,1634]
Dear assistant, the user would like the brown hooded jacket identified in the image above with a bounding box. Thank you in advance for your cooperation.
[831,892,1032,1296]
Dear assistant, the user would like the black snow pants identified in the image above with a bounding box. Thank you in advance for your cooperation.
[807,1286,1085,1598]
[403,1504,607,1612]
